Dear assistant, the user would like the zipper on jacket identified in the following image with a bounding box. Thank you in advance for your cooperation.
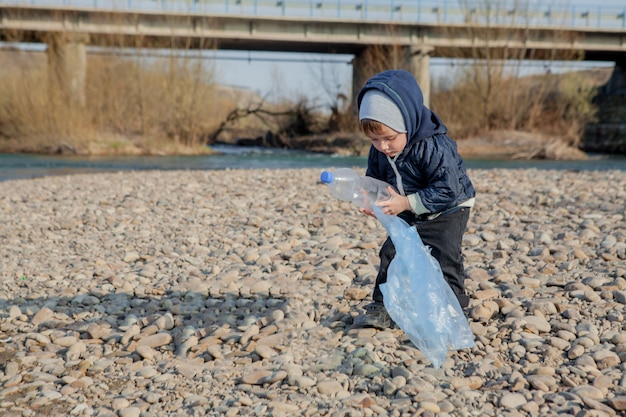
[386,154,405,196]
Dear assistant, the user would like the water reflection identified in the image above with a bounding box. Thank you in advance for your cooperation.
[1,145,625,183]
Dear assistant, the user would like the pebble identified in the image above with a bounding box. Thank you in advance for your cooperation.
[500,393,527,408]
[0,168,625,416]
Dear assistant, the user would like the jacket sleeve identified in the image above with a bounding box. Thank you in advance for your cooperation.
[365,145,384,181]
[412,136,466,213]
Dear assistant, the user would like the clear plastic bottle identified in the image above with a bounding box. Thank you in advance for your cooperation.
[320,168,393,210]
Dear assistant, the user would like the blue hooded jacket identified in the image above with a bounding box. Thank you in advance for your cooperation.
[357,70,475,221]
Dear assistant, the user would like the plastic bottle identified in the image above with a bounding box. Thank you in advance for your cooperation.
[320,168,393,210]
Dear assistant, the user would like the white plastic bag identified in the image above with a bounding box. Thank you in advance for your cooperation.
[374,207,475,368]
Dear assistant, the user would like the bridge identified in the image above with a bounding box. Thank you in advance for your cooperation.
[1,0,625,110]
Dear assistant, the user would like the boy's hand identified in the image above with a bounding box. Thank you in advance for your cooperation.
[376,186,410,216]
[359,207,375,218]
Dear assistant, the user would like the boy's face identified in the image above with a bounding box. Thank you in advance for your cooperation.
[366,124,407,158]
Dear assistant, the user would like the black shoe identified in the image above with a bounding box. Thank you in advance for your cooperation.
[351,302,393,330]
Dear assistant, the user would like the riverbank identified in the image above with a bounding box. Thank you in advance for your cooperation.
[4,147,625,184]
[0,128,591,161]
[0,168,625,416]
[456,131,589,160]
[0,135,216,157]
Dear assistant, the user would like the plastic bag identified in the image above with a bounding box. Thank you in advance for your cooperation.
[374,206,475,368]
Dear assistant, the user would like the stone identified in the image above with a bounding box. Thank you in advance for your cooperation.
[136,333,173,348]
[500,393,527,408]
[1,168,625,417]
[607,396,626,411]
[317,380,345,395]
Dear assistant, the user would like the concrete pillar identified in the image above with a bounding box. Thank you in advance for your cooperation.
[350,45,411,117]
[605,60,626,94]
[351,52,371,105]
[351,45,433,111]
[582,61,626,154]
[409,46,434,108]
[46,33,88,107]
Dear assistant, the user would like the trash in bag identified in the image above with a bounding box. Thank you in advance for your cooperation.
[319,168,474,368]
[374,205,475,368]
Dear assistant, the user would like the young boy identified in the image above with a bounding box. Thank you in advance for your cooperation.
[352,69,476,329]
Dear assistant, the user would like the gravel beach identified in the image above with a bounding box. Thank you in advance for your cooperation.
[0,167,625,417]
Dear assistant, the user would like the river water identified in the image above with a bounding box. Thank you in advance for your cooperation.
[1,145,626,183]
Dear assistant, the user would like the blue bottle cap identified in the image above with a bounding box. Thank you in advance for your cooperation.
[320,171,334,184]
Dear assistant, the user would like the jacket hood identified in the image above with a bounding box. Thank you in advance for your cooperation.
[356,70,447,143]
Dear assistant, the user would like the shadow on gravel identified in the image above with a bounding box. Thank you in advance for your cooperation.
[0,288,295,410]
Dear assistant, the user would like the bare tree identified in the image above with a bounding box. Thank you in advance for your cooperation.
[436,0,583,136]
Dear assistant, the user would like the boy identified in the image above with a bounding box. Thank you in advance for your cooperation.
[352,69,476,329]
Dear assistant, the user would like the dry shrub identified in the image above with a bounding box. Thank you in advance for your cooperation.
[87,52,231,148]
[429,0,601,154]
[0,50,92,151]
[0,47,234,154]
[544,71,600,145]
[432,66,601,147]
[273,96,327,137]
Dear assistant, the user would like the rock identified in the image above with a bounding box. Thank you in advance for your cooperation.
[522,315,551,333]
[607,396,626,411]
[135,345,156,360]
[1,168,625,417]
[317,380,344,395]
[526,374,557,392]
[119,407,141,417]
[343,287,369,300]
[499,393,527,408]
[592,349,621,370]
[31,307,54,325]
[136,333,173,348]
[571,385,605,400]
[240,370,287,385]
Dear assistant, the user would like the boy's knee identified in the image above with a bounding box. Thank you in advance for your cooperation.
[456,293,470,309]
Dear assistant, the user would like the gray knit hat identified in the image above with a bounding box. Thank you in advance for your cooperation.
[359,90,407,133]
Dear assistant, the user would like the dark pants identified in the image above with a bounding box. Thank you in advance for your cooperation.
[373,207,471,308]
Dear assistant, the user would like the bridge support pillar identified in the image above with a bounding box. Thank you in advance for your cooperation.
[351,44,433,115]
[582,61,626,155]
[350,52,372,108]
[46,33,88,107]
[409,46,433,108]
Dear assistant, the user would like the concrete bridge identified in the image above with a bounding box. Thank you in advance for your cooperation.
[2,1,626,102]
[1,0,625,151]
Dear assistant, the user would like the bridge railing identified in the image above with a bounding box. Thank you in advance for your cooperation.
[2,0,625,29]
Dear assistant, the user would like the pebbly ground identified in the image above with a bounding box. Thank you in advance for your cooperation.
[0,168,625,417]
